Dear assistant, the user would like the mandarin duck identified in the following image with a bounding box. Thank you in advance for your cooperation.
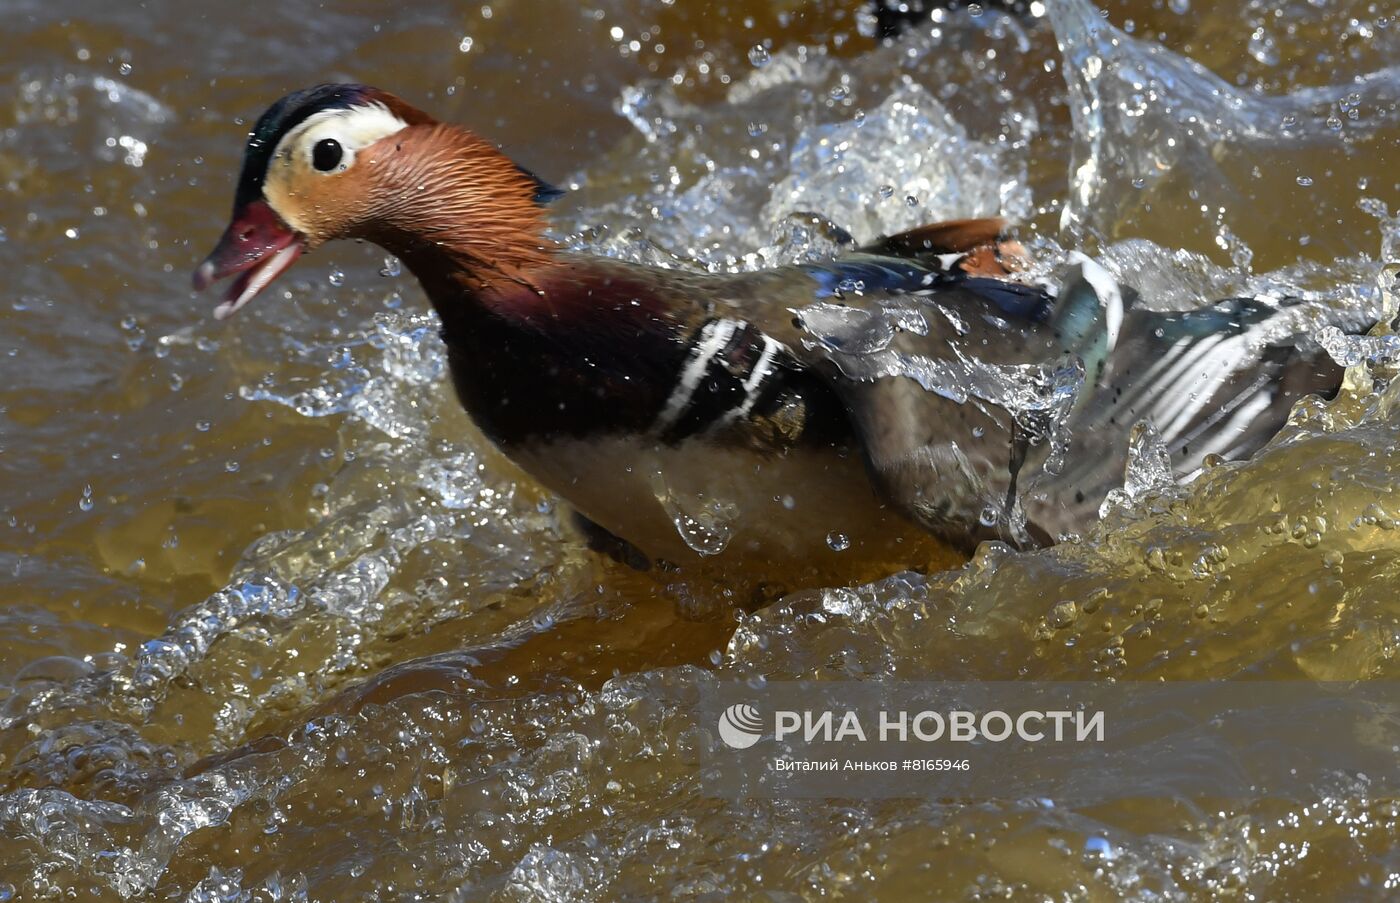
[194,84,1351,581]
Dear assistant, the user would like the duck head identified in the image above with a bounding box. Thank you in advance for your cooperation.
[193,84,561,318]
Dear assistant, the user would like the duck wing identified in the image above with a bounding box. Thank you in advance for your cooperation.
[1032,280,1345,535]
[729,219,1066,548]
[737,225,1346,546]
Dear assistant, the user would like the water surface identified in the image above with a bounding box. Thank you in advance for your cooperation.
[2,0,1399,898]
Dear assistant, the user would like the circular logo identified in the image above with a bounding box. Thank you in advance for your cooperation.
[717,702,764,749]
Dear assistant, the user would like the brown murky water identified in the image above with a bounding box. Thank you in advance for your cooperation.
[2,0,1399,899]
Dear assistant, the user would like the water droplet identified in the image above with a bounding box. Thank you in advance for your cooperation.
[748,44,770,67]
[458,36,474,53]
[1048,600,1078,629]
[1296,175,1313,187]
[878,184,894,199]
[118,62,132,75]
[979,506,999,528]
[225,460,240,473]
[826,531,850,552]
[78,485,94,512]
[1247,28,1278,66]
[120,314,145,350]
[904,195,919,207]
[1084,836,1116,859]
[829,83,849,102]
[669,510,731,556]
[328,268,345,287]
[379,256,401,278]
[651,474,735,556]
[1128,421,1176,492]
[195,420,211,432]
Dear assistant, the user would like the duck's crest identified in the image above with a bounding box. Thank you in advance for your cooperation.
[514,164,565,205]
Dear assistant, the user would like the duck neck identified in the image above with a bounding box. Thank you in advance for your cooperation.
[354,122,560,325]
[391,238,558,339]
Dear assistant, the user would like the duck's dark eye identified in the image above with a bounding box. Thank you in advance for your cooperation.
[312,138,343,172]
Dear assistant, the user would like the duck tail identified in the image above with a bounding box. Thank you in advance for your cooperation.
[1060,267,1343,478]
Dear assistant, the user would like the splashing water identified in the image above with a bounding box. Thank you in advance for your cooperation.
[5,1,1400,899]
[1048,0,1400,264]
[650,470,737,558]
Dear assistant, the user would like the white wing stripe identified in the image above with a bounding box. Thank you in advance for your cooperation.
[1156,335,1249,441]
[1068,253,1124,351]
[1189,388,1276,463]
[724,333,784,424]
[1115,339,1191,415]
[654,319,738,432]
[1146,334,1231,434]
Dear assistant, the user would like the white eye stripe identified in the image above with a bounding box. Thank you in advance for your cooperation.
[272,103,409,174]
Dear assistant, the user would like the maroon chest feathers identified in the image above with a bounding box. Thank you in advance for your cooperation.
[418,258,850,453]
[425,264,682,444]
